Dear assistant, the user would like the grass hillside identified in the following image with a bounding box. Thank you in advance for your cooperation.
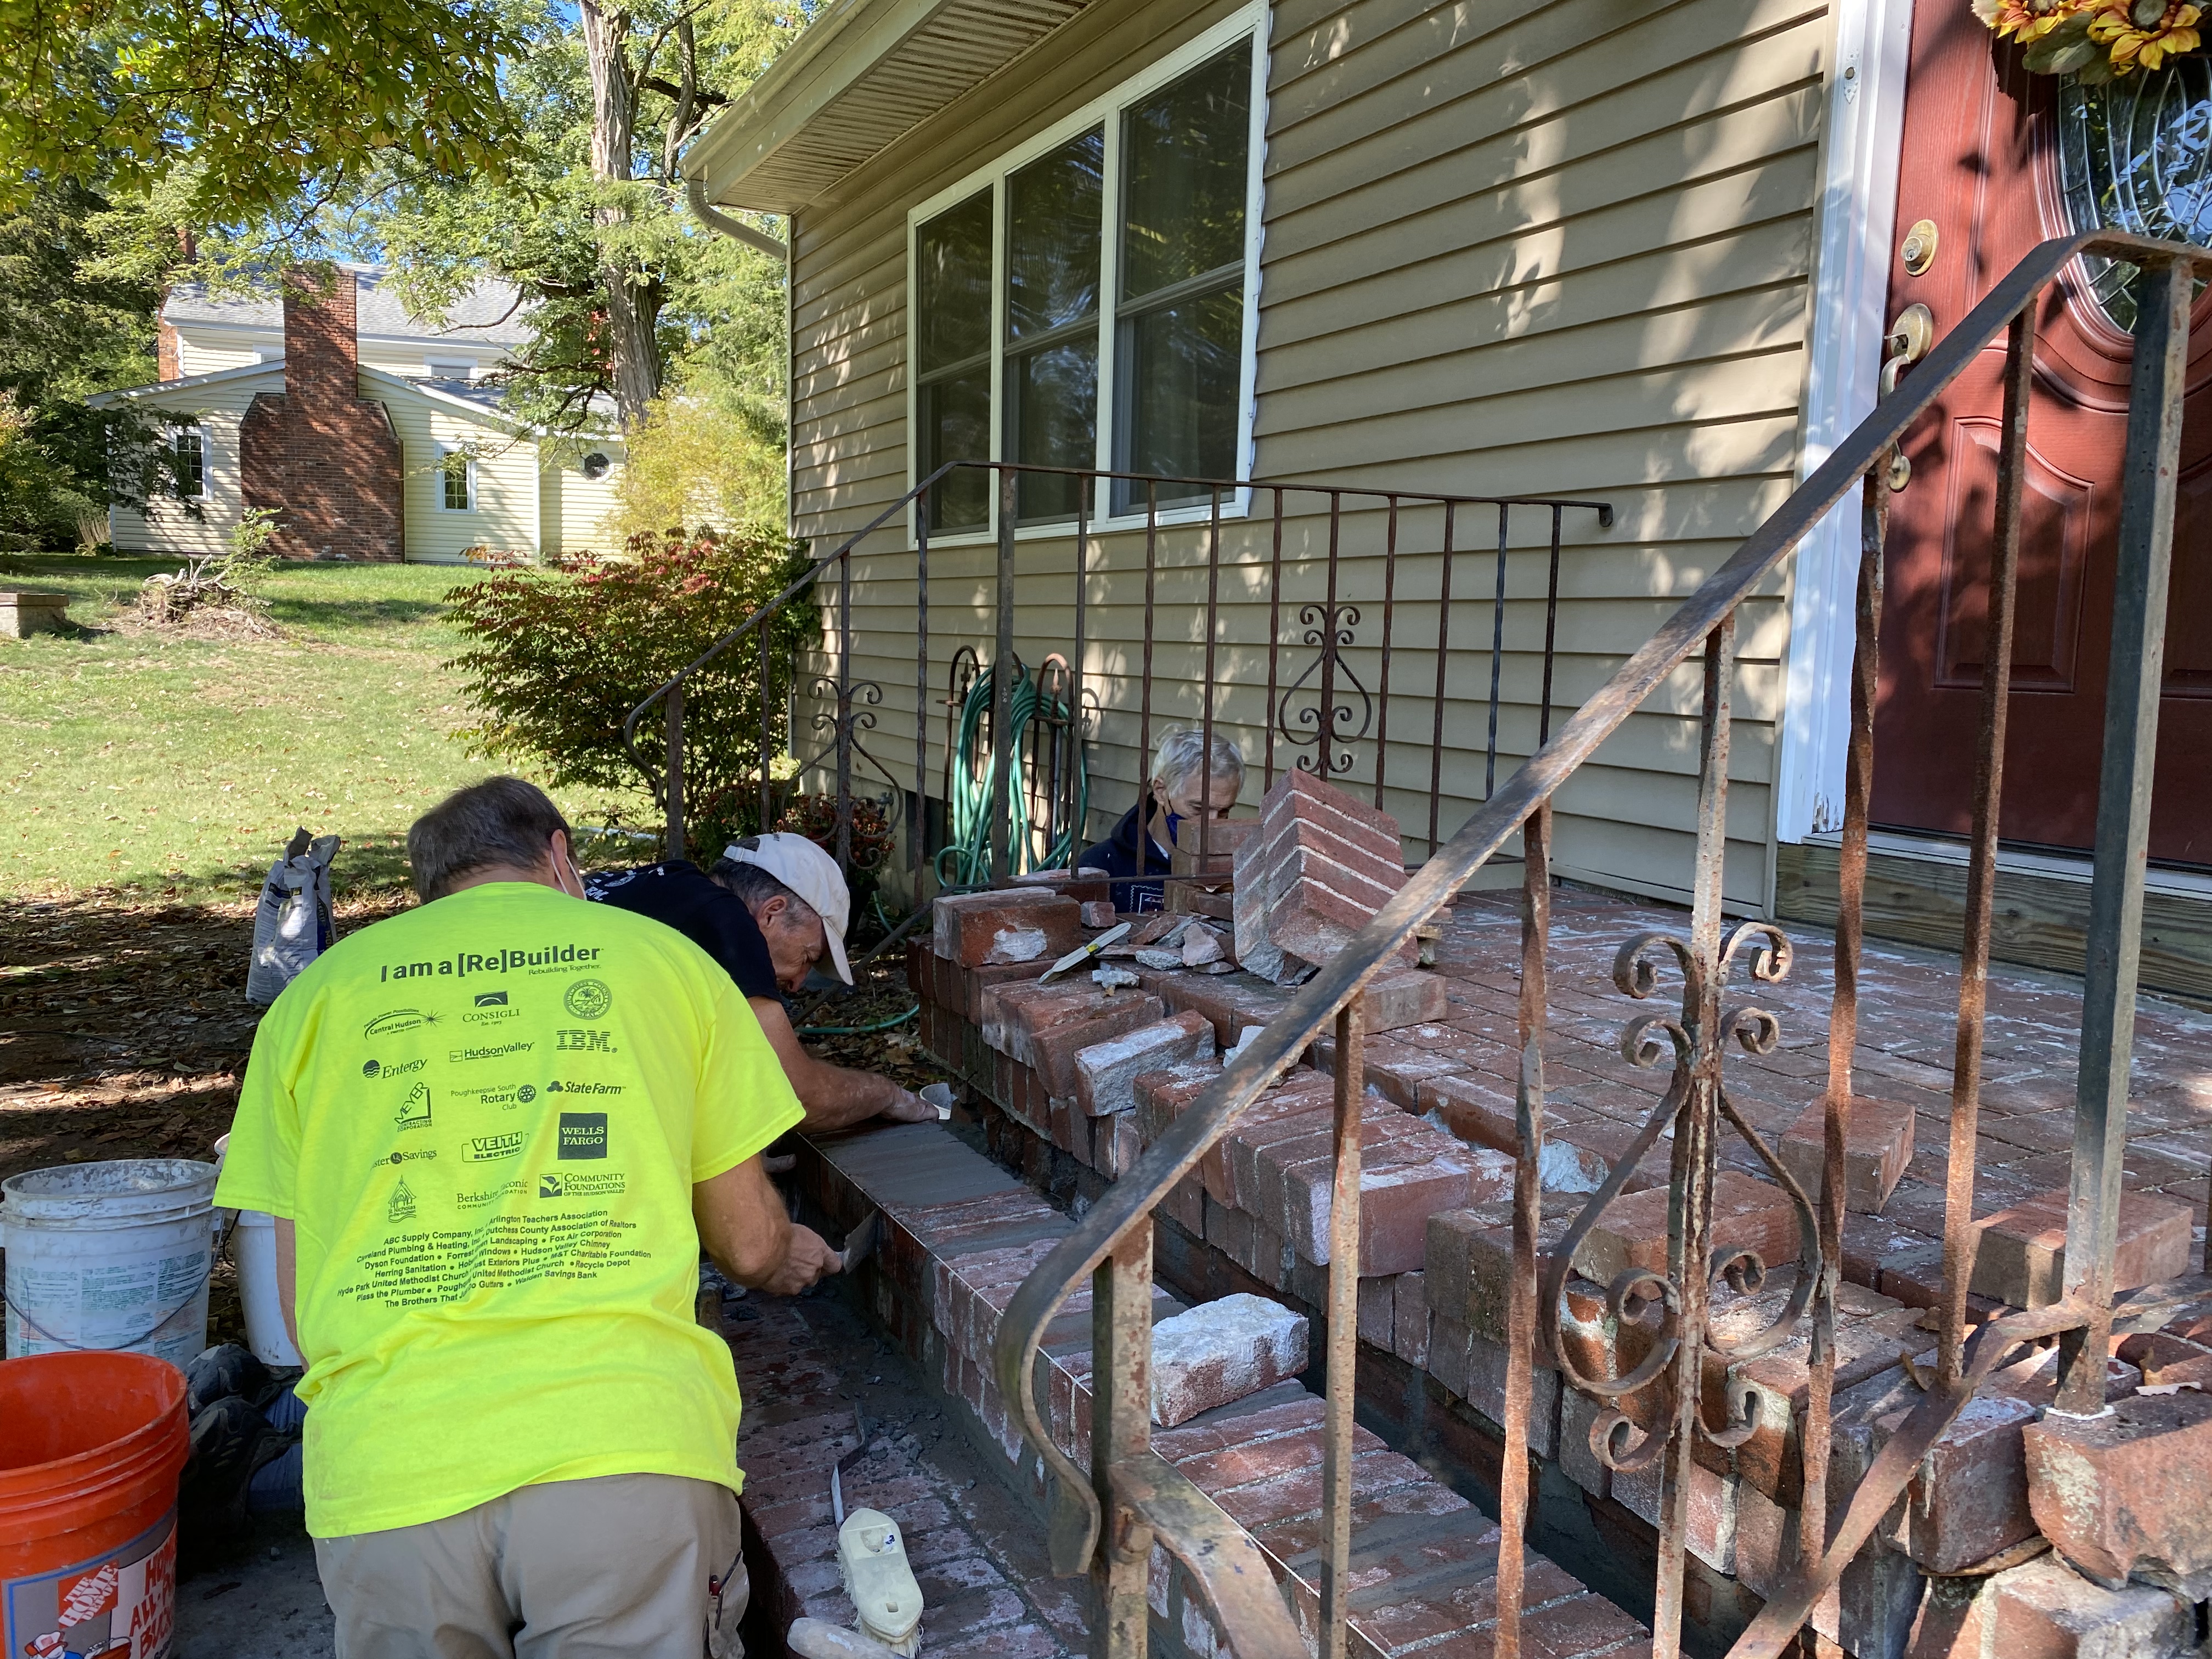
[0,555,646,901]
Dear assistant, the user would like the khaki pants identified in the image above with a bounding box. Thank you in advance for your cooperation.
[314,1473,747,1659]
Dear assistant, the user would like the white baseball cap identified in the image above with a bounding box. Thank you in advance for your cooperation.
[723,833,854,983]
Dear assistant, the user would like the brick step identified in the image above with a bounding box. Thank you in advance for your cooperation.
[905,881,2212,1659]
[785,1118,1652,1659]
[716,1274,1085,1659]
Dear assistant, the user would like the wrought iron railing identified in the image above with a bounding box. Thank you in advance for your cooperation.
[987,229,2212,1659]
[622,465,1611,946]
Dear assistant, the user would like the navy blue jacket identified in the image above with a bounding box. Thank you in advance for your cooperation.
[1077,804,1172,912]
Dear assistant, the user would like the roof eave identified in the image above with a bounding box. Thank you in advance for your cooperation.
[85,360,286,407]
[683,0,1090,216]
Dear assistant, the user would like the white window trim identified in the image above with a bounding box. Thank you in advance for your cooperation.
[436,443,478,513]
[1773,0,1915,849]
[174,425,210,498]
[904,1,1271,548]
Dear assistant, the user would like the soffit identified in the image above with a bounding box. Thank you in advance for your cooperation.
[682,0,1094,216]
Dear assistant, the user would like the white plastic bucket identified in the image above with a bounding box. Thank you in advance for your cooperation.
[1,1159,218,1366]
[231,1209,304,1367]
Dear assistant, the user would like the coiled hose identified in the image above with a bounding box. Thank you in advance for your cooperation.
[935,662,1088,888]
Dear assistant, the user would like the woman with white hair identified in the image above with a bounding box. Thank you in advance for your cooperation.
[1079,726,1245,912]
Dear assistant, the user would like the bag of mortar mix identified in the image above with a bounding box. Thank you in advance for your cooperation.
[247,828,340,1005]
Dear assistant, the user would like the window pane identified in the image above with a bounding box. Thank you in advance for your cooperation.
[1121,286,1242,498]
[1121,44,1251,302]
[916,191,994,374]
[176,432,204,496]
[1008,337,1097,518]
[1007,128,1103,340]
[919,369,991,531]
[443,458,470,511]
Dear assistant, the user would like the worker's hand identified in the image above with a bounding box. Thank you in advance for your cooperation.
[878,1088,939,1124]
[759,1223,841,1296]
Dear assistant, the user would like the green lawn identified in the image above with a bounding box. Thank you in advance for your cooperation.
[0,555,650,902]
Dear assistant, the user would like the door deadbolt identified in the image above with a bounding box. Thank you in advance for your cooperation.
[1881,303,1936,396]
[1901,219,1939,276]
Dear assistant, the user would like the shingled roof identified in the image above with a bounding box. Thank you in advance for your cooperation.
[161,265,534,347]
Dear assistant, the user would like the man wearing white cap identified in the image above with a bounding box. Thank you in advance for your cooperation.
[588,834,936,1132]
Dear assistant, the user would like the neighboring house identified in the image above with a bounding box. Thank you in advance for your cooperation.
[679,0,2212,946]
[92,267,627,563]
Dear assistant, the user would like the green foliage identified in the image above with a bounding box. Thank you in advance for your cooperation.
[361,0,797,444]
[0,183,187,546]
[446,524,820,851]
[0,0,525,219]
[610,390,785,545]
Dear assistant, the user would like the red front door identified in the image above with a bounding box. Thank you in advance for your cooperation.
[1873,7,2212,865]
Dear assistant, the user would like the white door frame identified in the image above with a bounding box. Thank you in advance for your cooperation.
[1774,0,1916,845]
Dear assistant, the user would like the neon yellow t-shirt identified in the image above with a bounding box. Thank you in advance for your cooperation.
[215,880,803,1539]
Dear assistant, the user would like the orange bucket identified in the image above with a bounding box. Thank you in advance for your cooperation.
[0,1351,189,1659]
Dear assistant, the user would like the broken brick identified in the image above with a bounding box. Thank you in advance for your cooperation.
[981,981,1165,1099]
[1074,1011,1216,1117]
[2024,1387,2212,1597]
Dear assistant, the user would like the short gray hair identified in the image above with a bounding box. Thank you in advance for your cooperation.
[408,777,569,902]
[1150,726,1245,798]
[708,842,820,924]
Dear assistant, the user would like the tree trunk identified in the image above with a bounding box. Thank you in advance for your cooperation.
[580,0,661,431]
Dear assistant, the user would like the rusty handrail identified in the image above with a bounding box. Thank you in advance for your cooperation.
[620,458,1610,864]
[990,228,2212,1653]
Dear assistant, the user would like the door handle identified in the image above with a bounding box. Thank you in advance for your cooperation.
[1880,303,1936,397]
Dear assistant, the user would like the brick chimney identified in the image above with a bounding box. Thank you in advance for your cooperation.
[240,267,404,560]
[282,267,360,407]
[155,227,193,380]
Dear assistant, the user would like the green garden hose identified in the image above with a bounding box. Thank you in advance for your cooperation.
[935,662,1088,888]
[796,1003,918,1038]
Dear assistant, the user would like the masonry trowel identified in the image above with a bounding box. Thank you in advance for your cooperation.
[1036,921,1131,984]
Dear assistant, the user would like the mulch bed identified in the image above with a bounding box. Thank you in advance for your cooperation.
[0,887,945,1341]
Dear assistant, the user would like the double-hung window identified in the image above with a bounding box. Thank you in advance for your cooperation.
[914,193,994,533]
[908,13,1261,534]
[437,444,476,512]
[174,427,205,498]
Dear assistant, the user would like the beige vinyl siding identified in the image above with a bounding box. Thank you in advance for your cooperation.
[171,335,264,377]
[544,446,625,557]
[777,0,1827,912]
[104,377,274,555]
[384,399,541,562]
[357,341,506,379]
[540,462,563,557]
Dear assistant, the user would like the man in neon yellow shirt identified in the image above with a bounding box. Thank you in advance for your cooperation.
[217,776,837,1655]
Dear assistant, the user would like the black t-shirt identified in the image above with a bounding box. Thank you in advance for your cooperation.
[584,860,782,1002]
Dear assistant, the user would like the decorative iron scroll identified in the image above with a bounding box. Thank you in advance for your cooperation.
[1277,602,1373,778]
[1540,920,1822,1475]
[797,673,900,867]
